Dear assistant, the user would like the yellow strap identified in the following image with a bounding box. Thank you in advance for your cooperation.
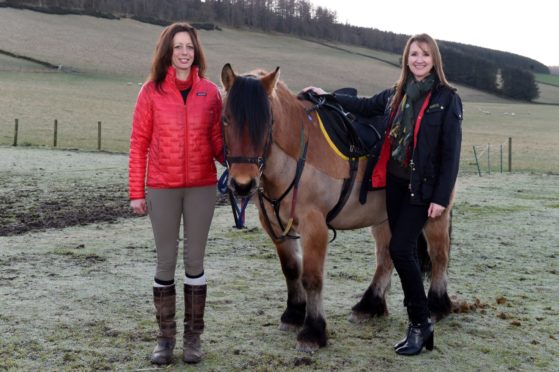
[316,112,349,160]
[282,218,294,236]
[316,112,367,161]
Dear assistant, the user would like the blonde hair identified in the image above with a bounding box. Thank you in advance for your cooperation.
[391,33,453,112]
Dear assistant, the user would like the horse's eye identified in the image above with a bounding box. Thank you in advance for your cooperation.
[222,115,229,126]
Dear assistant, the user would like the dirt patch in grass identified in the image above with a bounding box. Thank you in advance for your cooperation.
[0,147,228,236]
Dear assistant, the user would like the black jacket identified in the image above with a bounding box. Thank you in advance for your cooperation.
[335,84,463,207]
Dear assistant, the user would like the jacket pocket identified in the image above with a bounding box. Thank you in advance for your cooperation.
[424,104,445,125]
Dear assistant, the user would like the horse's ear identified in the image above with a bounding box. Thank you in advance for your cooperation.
[261,66,280,95]
[221,63,236,92]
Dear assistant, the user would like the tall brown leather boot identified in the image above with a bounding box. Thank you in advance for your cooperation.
[183,284,206,364]
[151,285,176,365]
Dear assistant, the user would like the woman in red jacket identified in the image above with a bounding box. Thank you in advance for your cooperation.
[129,22,223,365]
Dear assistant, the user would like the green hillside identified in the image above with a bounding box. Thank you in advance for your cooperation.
[535,73,559,87]
[1,8,558,173]
[0,7,509,100]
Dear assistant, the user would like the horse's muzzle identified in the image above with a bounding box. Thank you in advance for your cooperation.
[229,177,257,198]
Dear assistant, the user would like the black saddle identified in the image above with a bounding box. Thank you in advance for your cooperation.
[299,88,387,204]
[299,88,385,158]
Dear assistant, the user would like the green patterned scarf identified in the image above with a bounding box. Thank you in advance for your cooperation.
[390,74,436,165]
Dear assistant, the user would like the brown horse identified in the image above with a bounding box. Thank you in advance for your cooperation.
[220,64,453,352]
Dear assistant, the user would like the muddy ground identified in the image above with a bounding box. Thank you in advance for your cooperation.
[0,146,558,370]
[0,148,230,236]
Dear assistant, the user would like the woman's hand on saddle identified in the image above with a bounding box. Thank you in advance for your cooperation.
[131,198,147,215]
[303,86,328,95]
[428,202,445,219]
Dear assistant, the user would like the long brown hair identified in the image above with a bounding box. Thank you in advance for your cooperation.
[391,33,454,112]
[149,22,207,91]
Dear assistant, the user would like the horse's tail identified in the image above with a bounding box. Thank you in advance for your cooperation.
[418,210,452,278]
[418,233,431,277]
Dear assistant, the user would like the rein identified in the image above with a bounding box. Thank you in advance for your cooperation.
[258,126,308,242]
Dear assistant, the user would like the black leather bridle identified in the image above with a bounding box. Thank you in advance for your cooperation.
[222,110,274,177]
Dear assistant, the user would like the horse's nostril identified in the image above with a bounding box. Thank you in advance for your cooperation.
[231,178,256,196]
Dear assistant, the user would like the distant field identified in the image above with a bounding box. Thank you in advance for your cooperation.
[0,7,510,100]
[460,102,559,173]
[0,7,558,173]
[0,71,138,151]
[535,83,559,104]
[1,69,557,174]
[535,73,559,87]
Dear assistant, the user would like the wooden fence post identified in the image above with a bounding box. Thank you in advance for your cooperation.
[500,143,503,173]
[53,119,58,147]
[508,137,512,172]
[13,119,18,146]
[487,143,491,175]
[97,121,102,150]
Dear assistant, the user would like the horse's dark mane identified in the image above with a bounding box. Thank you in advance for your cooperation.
[227,75,272,147]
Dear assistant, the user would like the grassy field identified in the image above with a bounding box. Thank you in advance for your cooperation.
[0,70,138,151]
[536,73,559,87]
[1,8,558,369]
[1,147,558,370]
[1,67,558,173]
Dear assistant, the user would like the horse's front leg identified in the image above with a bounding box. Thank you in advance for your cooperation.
[350,221,393,322]
[296,209,329,352]
[257,211,306,331]
[424,209,452,321]
[275,238,306,331]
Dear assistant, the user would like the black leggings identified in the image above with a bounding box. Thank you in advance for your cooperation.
[386,173,429,323]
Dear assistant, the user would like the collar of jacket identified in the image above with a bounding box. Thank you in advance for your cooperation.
[164,65,200,91]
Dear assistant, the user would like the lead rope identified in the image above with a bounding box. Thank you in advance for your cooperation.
[218,170,250,229]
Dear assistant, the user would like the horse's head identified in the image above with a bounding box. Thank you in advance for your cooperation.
[221,63,280,197]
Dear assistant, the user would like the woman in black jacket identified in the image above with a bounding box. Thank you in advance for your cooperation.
[305,33,462,356]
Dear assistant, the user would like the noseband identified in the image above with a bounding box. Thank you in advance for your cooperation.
[222,111,274,175]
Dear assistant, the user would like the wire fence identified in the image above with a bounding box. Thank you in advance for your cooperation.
[9,117,513,178]
[11,118,105,150]
[470,137,512,176]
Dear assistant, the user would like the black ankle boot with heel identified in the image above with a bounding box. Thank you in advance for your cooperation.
[394,318,434,356]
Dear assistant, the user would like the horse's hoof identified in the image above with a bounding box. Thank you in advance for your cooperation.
[348,311,371,323]
[279,322,300,332]
[428,290,452,321]
[296,341,319,353]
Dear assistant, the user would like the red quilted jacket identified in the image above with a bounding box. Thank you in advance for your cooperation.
[128,66,224,200]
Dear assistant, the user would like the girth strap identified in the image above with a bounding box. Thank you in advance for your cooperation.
[303,95,362,242]
[326,154,358,226]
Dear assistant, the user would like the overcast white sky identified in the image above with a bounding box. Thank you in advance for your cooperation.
[309,0,558,66]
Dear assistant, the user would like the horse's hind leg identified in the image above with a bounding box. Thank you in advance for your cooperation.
[423,209,452,321]
[350,220,392,322]
[274,238,306,331]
